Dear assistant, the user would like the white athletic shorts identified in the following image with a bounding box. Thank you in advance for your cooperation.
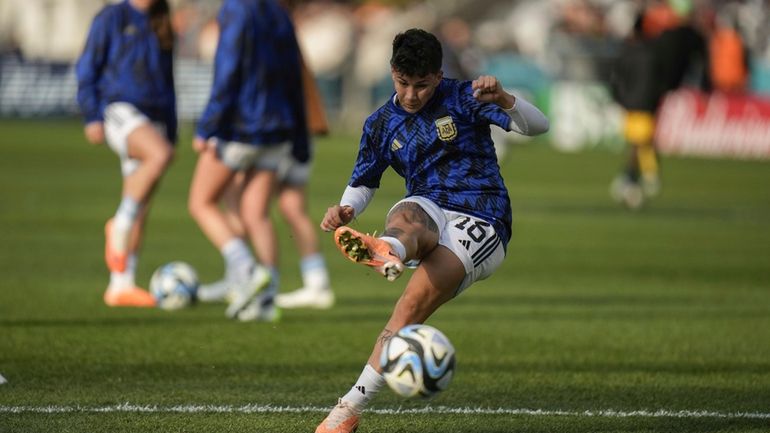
[387,196,506,296]
[276,156,311,186]
[103,102,167,177]
[213,139,291,172]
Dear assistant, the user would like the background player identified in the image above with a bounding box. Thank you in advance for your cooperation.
[196,52,335,310]
[187,0,308,321]
[76,0,176,307]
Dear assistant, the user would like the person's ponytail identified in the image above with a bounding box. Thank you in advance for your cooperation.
[149,0,174,51]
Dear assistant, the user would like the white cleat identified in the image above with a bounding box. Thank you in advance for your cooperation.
[275,286,335,309]
[225,266,271,319]
[236,294,281,322]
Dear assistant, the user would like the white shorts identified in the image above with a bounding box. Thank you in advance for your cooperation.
[387,196,506,296]
[214,139,291,172]
[276,156,311,186]
[103,102,167,177]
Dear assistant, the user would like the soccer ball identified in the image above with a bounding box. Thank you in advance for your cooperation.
[149,261,199,311]
[380,324,456,398]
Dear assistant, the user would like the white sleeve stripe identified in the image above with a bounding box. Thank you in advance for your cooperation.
[505,97,549,136]
[340,185,376,217]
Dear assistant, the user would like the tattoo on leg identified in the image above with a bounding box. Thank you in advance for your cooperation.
[386,202,438,234]
[378,328,394,347]
[383,227,405,238]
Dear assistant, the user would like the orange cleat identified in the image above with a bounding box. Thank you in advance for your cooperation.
[104,219,128,273]
[334,226,404,282]
[315,399,361,433]
[104,287,156,308]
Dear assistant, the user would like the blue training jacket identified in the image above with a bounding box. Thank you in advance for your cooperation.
[76,0,177,142]
[195,0,309,162]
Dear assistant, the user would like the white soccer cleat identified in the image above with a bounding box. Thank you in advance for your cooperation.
[275,286,335,309]
[225,265,271,319]
[236,293,281,322]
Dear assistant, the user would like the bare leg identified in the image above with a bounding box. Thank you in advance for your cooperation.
[221,171,247,239]
[123,125,174,204]
[104,124,172,306]
[278,184,319,258]
[366,245,464,370]
[382,201,440,261]
[274,184,334,308]
[187,147,237,249]
[239,169,278,267]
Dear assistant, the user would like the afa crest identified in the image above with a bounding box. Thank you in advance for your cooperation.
[435,116,458,142]
[391,138,403,151]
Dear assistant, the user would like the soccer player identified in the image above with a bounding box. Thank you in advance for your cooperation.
[314,29,549,433]
[76,0,176,307]
[187,0,308,321]
[196,52,335,310]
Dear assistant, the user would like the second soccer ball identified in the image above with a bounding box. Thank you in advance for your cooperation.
[149,261,199,311]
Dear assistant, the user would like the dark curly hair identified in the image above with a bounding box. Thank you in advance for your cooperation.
[390,28,442,77]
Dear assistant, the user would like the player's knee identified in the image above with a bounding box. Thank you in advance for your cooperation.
[187,193,212,221]
[144,145,174,177]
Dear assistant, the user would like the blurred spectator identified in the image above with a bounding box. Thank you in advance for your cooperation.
[652,1,711,93]
[2,0,105,62]
[439,16,484,80]
[708,5,750,94]
[642,0,682,38]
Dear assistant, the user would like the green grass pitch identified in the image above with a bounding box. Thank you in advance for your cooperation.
[1,119,769,432]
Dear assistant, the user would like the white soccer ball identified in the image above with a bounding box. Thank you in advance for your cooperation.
[149,261,199,311]
[380,324,456,398]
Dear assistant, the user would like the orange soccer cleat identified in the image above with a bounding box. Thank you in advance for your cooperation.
[103,287,156,308]
[333,226,404,282]
[104,219,128,273]
[315,399,361,433]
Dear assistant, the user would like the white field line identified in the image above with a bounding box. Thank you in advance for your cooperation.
[1,404,769,419]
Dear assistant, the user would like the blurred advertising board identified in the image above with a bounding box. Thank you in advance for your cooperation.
[656,89,770,160]
[0,57,211,120]
[548,81,624,153]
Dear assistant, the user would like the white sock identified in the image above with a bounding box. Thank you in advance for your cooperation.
[109,253,137,290]
[379,236,406,260]
[221,238,255,283]
[112,196,140,253]
[300,253,330,290]
[341,364,385,409]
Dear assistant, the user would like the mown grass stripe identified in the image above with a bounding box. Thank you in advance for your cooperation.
[1,404,769,419]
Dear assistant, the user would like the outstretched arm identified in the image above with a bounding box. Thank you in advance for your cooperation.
[472,75,549,136]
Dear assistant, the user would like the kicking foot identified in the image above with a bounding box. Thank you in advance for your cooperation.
[334,227,404,282]
[275,286,335,309]
[104,286,156,307]
[315,399,361,433]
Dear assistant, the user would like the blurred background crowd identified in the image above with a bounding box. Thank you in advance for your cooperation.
[1,0,769,156]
